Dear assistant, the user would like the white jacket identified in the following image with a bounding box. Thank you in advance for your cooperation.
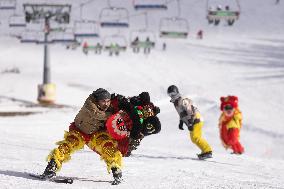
[172,96,201,126]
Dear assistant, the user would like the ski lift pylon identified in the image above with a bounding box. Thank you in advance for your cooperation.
[99,7,129,28]
[159,17,189,39]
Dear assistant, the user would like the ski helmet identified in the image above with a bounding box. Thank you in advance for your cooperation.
[92,88,111,100]
[167,85,179,97]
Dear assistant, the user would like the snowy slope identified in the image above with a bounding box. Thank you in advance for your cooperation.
[1,0,284,188]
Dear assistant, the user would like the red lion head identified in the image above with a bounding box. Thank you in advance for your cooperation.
[220,95,238,111]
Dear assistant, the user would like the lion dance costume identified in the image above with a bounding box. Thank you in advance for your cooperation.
[219,95,244,154]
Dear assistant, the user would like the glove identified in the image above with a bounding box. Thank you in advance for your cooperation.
[188,124,193,131]
[139,92,150,104]
[187,118,195,131]
[179,120,184,130]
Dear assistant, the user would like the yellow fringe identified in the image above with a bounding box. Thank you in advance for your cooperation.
[88,131,122,173]
[46,130,86,171]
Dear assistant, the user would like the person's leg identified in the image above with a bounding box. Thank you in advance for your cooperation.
[87,131,122,173]
[190,122,212,154]
[220,124,230,149]
[227,128,244,154]
[43,129,86,177]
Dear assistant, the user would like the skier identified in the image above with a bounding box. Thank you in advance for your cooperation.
[41,88,123,185]
[219,95,244,154]
[167,85,212,160]
[162,42,167,51]
[197,30,203,39]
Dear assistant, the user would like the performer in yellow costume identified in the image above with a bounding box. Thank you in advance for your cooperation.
[42,88,122,185]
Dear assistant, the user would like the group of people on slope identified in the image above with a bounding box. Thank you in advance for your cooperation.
[38,86,244,184]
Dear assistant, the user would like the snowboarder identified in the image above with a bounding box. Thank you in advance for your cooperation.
[167,85,212,160]
[219,95,244,154]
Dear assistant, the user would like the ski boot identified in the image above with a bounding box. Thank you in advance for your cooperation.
[41,159,58,179]
[197,151,212,160]
[111,167,122,185]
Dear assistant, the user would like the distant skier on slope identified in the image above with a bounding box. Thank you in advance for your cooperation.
[39,89,161,185]
[167,85,213,160]
[197,30,203,39]
[219,95,244,154]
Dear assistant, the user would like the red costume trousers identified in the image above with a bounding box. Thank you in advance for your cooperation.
[221,125,244,154]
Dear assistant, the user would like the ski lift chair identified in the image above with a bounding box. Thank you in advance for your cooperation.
[65,39,81,50]
[103,34,127,56]
[74,20,100,38]
[50,31,76,43]
[20,30,45,44]
[130,29,155,54]
[159,17,189,39]
[99,7,129,28]
[9,15,27,27]
[206,0,240,26]
[207,10,239,25]
[0,0,16,10]
[133,0,167,11]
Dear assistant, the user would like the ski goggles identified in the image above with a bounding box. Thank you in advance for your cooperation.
[168,91,179,98]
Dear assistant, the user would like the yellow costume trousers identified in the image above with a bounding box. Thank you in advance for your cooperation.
[189,121,212,153]
[47,129,122,173]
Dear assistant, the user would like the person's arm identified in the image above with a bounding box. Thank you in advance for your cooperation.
[181,98,195,131]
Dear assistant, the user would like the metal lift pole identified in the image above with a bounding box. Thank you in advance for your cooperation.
[43,15,50,84]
